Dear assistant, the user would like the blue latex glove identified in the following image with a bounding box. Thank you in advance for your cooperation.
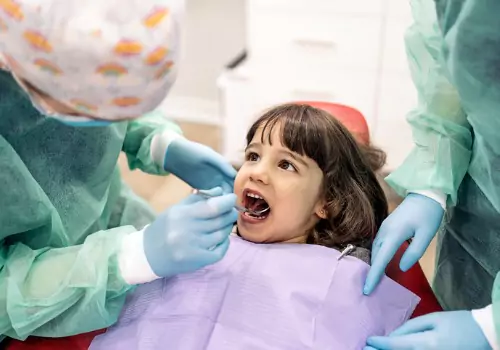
[164,138,236,194]
[365,311,492,350]
[364,193,444,295]
[143,187,238,278]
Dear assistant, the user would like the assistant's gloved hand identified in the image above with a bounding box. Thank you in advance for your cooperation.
[164,138,236,194]
[364,193,444,295]
[143,187,237,278]
[365,311,492,350]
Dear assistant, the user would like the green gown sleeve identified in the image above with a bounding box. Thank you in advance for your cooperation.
[0,136,135,340]
[385,0,472,206]
[122,109,183,175]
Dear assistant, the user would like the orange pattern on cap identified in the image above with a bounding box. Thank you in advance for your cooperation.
[0,0,23,21]
[143,7,169,28]
[0,18,7,31]
[112,97,141,107]
[145,47,168,65]
[34,58,63,75]
[24,30,52,53]
[155,60,173,79]
[114,40,143,56]
[96,63,128,76]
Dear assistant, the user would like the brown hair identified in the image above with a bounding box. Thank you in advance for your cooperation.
[246,103,388,250]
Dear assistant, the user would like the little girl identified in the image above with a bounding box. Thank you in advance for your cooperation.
[90,103,419,350]
[233,103,388,262]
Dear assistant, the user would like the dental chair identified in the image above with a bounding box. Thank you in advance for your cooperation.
[4,101,442,350]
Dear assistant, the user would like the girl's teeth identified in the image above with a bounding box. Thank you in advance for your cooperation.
[243,212,266,220]
[246,193,263,199]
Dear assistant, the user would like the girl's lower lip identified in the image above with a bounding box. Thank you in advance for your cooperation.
[239,212,269,224]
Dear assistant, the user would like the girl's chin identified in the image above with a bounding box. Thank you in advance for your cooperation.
[236,224,308,245]
[235,224,270,244]
[237,230,268,244]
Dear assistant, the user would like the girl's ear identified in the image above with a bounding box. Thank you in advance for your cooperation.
[314,200,328,219]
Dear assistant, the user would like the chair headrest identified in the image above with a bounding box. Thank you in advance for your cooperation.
[295,101,370,145]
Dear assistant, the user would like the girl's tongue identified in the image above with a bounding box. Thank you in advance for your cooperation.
[246,197,269,212]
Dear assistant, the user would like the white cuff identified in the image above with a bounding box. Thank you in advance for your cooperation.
[150,129,184,168]
[472,304,499,350]
[408,189,446,210]
[118,228,160,285]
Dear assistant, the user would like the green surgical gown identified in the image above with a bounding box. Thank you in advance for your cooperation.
[0,70,182,340]
[385,0,500,345]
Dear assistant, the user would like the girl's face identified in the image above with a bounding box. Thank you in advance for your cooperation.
[234,123,327,244]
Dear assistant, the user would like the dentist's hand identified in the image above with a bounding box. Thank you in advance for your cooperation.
[164,138,236,194]
[365,311,492,350]
[364,193,444,295]
[143,187,237,278]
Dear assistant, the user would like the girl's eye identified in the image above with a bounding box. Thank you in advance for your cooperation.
[246,152,259,162]
[278,160,296,172]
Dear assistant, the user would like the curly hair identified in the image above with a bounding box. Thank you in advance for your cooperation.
[246,103,388,250]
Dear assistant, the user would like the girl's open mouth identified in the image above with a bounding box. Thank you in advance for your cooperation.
[243,189,271,220]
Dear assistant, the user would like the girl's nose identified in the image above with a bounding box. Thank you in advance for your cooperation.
[249,162,269,185]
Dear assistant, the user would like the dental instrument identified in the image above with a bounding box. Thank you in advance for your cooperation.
[193,189,270,216]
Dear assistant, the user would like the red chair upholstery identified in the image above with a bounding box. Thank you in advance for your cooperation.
[388,241,442,318]
[296,101,371,145]
[5,101,441,350]
[5,329,105,350]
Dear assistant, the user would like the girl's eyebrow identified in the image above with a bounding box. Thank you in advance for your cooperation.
[246,142,309,168]
[278,150,309,168]
[245,142,261,151]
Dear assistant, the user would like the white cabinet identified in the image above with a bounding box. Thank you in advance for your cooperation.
[217,65,256,165]
[219,0,417,170]
[373,75,417,168]
[387,0,413,19]
[373,2,418,169]
[381,19,412,73]
[250,0,385,15]
[248,12,383,71]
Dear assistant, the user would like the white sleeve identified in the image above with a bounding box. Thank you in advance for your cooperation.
[118,228,161,285]
[408,189,447,210]
[150,129,185,168]
[472,304,499,350]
